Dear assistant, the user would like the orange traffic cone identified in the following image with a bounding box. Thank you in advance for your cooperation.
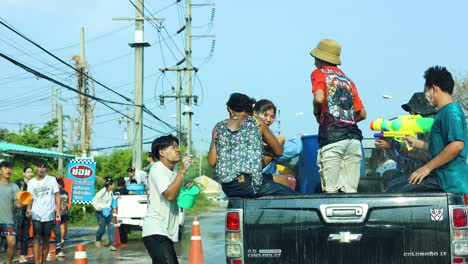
[188,217,204,264]
[74,244,88,264]
[113,208,121,247]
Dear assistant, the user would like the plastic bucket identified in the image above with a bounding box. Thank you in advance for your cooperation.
[298,135,321,193]
[102,207,111,217]
[126,183,146,195]
[177,185,200,209]
[16,191,32,205]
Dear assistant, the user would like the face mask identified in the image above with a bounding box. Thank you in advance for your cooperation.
[425,90,434,106]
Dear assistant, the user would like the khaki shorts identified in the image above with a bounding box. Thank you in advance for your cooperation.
[317,139,362,193]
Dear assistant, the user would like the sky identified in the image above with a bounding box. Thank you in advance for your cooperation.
[1,0,468,159]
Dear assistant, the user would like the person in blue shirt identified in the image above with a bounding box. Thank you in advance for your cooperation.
[406,66,467,194]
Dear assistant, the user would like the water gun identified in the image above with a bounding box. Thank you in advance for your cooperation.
[370,115,434,150]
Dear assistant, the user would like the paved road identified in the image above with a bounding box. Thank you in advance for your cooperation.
[1,205,226,263]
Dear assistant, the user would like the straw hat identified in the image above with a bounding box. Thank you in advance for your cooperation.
[16,191,32,205]
[310,38,342,65]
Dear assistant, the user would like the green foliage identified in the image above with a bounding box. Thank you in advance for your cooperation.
[94,149,132,180]
[68,204,96,226]
[454,77,468,119]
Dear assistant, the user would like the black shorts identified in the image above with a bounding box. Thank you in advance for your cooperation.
[60,215,68,223]
[33,220,54,238]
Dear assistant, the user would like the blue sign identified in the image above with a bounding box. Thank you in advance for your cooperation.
[66,158,96,204]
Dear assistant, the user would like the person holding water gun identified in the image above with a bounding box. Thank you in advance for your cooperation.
[372,91,437,191]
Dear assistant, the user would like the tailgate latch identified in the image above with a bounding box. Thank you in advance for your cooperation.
[320,204,369,223]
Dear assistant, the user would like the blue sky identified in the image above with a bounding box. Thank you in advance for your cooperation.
[1,0,468,158]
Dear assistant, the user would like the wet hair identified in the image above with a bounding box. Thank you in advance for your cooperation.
[57,178,65,188]
[151,134,179,160]
[424,66,454,94]
[117,177,126,187]
[0,160,12,168]
[23,165,33,173]
[254,99,277,115]
[36,160,48,168]
[226,93,256,114]
[104,177,114,188]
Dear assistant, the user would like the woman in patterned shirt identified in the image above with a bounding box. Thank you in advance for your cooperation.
[208,93,297,198]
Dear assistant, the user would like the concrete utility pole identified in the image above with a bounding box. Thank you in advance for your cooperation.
[57,104,64,176]
[184,0,193,154]
[159,67,184,143]
[69,119,74,152]
[114,0,163,169]
[126,107,131,145]
[79,27,87,157]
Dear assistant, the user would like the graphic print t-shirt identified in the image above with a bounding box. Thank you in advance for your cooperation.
[27,175,59,222]
[311,66,364,147]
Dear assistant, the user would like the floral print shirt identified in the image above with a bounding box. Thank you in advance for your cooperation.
[215,116,263,189]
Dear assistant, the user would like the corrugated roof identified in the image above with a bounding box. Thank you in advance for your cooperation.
[0,141,75,159]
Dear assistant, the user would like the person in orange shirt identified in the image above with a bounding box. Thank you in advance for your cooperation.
[310,38,367,193]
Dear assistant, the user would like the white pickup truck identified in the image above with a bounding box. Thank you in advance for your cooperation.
[116,194,185,240]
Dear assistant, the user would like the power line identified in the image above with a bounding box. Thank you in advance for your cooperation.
[0,52,133,107]
[0,19,133,103]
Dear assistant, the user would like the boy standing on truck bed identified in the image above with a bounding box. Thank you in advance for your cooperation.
[406,66,468,193]
[310,38,367,193]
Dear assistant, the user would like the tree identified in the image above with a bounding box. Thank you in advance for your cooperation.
[454,77,468,120]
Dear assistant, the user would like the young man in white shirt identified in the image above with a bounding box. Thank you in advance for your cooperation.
[27,160,61,264]
[142,135,191,264]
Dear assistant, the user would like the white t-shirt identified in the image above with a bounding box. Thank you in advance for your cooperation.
[91,187,113,211]
[142,161,179,242]
[27,175,59,222]
[125,168,147,185]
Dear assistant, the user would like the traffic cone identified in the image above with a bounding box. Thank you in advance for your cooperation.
[188,217,204,264]
[74,244,88,264]
[113,207,121,247]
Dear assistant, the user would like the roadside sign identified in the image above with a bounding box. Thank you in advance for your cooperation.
[66,157,96,204]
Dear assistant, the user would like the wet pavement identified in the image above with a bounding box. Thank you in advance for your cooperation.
[1,205,227,263]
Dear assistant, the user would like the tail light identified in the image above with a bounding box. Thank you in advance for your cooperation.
[226,209,244,264]
[451,206,468,262]
[453,209,467,228]
[227,212,240,230]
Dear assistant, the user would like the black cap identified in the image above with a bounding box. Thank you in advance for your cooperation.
[401,92,437,116]
[127,167,135,173]
[0,160,12,168]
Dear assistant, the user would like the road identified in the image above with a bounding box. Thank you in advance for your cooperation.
[1,205,226,263]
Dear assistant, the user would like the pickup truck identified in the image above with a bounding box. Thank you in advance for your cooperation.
[225,137,468,264]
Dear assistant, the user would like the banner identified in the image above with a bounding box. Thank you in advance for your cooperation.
[66,158,96,204]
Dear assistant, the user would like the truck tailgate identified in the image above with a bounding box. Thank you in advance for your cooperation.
[117,194,148,218]
[242,193,452,264]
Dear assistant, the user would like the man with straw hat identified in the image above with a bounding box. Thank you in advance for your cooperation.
[0,160,26,264]
[310,38,367,193]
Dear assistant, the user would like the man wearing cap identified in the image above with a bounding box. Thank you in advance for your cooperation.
[405,66,468,193]
[310,38,367,193]
[0,161,24,264]
[375,92,437,191]
[27,160,61,264]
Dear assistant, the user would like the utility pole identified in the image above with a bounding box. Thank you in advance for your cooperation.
[184,0,193,154]
[58,104,64,176]
[159,67,185,143]
[51,86,57,120]
[114,1,163,169]
[69,119,74,152]
[126,107,131,145]
[79,28,87,157]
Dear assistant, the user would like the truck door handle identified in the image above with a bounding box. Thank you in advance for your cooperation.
[137,200,148,204]
[320,204,369,223]
[328,232,362,243]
